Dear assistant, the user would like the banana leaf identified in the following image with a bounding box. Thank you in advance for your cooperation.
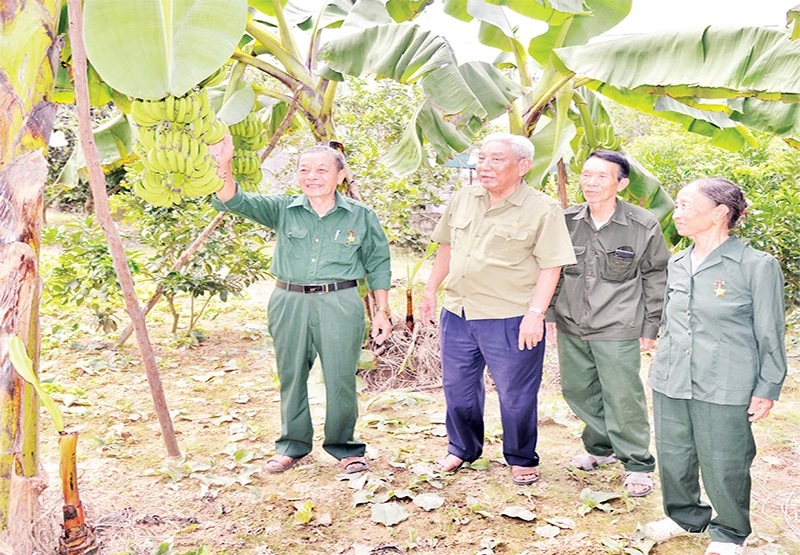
[553,26,800,101]
[528,117,576,187]
[84,0,248,100]
[483,0,585,24]
[216,83,256,125]
[527,0,631,66]
[585,82,757,151]
[56,113,135,188]
[320,23,523,175]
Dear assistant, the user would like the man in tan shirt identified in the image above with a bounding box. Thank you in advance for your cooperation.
[420,133,576,485]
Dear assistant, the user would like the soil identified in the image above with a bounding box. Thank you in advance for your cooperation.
[28,257,800,555]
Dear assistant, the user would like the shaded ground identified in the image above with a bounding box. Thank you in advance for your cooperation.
[30,259,800,555]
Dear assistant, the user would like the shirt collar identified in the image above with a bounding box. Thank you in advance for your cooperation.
[287,190,353,213]
[675,235,745,272]
[467,182,527,206]
[572,199,629,226]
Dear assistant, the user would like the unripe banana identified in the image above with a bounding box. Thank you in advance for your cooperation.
[131,101,160,127]
[165,95,176,121]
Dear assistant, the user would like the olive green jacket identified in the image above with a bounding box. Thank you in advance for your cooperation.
[213,187,391,291]
[550,200,669,340]
[649,236,787,404]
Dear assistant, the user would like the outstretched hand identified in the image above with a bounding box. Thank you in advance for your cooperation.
[207,132,234,175]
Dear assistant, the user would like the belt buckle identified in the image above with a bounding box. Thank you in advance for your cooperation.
[305,284,328,294]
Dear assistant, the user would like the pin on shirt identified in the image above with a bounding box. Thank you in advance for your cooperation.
[714,280,726,297]
[348,230,356,243]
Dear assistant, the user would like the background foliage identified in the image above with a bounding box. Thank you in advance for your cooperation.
[615,104,800,313]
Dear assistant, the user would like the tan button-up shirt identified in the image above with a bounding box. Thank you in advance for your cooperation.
[431,184,576,320]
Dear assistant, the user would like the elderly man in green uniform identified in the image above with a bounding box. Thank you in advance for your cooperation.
[420,133,576,485]
[209,137,392,474]
[548,150,669,496]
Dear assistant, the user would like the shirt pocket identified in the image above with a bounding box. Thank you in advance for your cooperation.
[714,340,757,392]
[448,216,471,251]
[600,248,637,282]
[563,246,586,276]
[330,229,362,262]
[651,335,671,381]
[283,226,308,259]
[487,225,530,264]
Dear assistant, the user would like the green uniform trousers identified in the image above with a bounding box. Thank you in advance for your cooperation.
[558,333,655,473]
[267,287,367,460]
[653,391,756,546]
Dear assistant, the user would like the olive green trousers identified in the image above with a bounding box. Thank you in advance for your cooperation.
[558,333,656,473]
[267,287,366,460]
[653,392,756,545]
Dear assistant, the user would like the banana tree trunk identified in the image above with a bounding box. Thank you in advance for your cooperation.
[67,0,180,458]
[0,152,48,551]
[0,0,63,543]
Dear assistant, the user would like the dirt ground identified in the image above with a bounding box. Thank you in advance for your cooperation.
[28,258,800,555]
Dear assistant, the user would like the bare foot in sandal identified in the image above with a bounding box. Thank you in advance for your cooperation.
[340,456,369,474]
[623,471,654,497]
[265,454,301,473]
[511,465,539,485]
[434,454,463,473]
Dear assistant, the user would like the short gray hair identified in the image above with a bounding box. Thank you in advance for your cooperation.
[481,133,534,161]
[297,145,346,171]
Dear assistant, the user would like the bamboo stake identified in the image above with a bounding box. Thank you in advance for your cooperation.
[66,0,180,457]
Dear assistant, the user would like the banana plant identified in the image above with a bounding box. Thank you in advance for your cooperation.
[229,0,523,178]
[441,0,683,242]
[0,0,63,539]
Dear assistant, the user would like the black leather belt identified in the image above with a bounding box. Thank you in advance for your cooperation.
[275,279,358,294]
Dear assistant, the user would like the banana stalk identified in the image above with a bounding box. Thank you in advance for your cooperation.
[57,432,97,555]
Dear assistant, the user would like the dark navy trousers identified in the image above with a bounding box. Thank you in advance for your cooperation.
[440,309,545,467]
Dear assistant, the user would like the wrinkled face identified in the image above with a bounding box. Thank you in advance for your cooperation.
[476,141,531,194]
[672,184,728,237]
[296,152,346,201]
[579,156,628,205]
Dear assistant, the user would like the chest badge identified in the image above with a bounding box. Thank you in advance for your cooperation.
[347,229,356,243]
[713,280,726,297]
[511,221,519,228]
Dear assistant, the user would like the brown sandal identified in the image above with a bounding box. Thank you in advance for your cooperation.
[265,455,302,473]
[340,456,369,474]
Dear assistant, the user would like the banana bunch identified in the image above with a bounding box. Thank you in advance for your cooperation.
[131,89,228,207]
[594,123,622,151]
[568,122,623,174]
[229,112,266,190]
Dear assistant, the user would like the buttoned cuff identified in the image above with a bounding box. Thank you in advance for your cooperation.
[753,381,783,401]
[367,271,392,291]
[641,323,660,340]
[211,183,243,212]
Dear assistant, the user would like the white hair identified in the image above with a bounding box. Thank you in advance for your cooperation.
[481,133,534,161]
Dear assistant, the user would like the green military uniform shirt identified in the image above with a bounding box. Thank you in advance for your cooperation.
[431,184,576,320]
[650,236,787,405]
[551,200,669,340]
[212,187,391,291]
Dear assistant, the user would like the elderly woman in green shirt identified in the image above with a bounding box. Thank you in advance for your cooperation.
[644,179,787,555]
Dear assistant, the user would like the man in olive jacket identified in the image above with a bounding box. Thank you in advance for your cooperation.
[549,150,669,496]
